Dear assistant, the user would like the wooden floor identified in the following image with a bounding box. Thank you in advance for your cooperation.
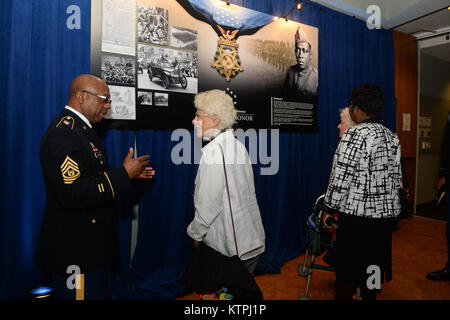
[177,216,450,300]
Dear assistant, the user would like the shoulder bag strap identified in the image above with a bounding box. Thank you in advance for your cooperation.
[218,144,239,257]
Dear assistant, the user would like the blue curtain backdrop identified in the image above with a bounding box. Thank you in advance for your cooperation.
[0,0,92,299]
[0,0,396,299]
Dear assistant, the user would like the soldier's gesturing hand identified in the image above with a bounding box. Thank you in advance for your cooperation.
[122,147,153,180]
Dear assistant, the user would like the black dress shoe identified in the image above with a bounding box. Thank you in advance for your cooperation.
[426,268,450,281]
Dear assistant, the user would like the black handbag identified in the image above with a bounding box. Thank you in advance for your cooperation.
[180,145,263,300]
[180,242,263,300]
[398,158,411,219]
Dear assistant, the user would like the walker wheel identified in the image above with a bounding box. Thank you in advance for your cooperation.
[297,264,309,277]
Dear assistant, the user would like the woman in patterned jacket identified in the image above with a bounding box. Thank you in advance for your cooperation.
[322,83,402,300]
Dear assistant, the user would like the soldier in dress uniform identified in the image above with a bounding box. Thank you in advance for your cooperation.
[283,26,318,100]
[35,74,155,299]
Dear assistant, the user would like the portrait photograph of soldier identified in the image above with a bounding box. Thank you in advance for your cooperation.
[101,55,136,86]
[283,26,319,101]
[138,4,169,46]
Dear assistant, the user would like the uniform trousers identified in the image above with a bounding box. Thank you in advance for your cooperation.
[51,268,111,300]
[446,194,450,270]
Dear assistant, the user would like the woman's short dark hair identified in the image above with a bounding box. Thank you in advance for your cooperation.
[350,83,385,118]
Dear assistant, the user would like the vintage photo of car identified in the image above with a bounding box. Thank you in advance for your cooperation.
[137,44,198,94]
[148,64,187,89]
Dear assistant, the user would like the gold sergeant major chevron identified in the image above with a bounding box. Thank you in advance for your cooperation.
[61,155,80,184]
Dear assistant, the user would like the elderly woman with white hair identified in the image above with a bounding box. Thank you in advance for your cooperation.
[186,89,265,285]
[338,107,356,139]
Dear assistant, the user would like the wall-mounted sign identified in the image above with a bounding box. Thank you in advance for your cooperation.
[91,0,319,132]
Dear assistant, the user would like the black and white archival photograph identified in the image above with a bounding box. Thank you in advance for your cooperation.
[170,26,198,51]
[137,90,153,106]
[154,92,169,106]
[105,85,136,120]
[101,55,136,86]
[282,26,318,101]
[138,4,168,46]
[101,0,136,56]
[137,44,198,94]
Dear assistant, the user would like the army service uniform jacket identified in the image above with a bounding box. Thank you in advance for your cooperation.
[283,64,318,99]
[36,108,132,275]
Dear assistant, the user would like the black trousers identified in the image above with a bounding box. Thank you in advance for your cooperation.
[334,214,394,300]
[446,194,450,270]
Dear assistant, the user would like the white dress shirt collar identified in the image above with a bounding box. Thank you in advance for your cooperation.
[65,105,92,128]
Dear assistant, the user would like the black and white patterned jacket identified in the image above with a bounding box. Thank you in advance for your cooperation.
[324,120,402,218]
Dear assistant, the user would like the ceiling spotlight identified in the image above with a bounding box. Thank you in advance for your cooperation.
[273,16,279,21]
[296,2,303,11]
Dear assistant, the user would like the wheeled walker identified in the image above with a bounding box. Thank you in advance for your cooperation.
[297,195,361,300]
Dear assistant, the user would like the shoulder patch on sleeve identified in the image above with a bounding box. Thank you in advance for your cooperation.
[56,116,75,130]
